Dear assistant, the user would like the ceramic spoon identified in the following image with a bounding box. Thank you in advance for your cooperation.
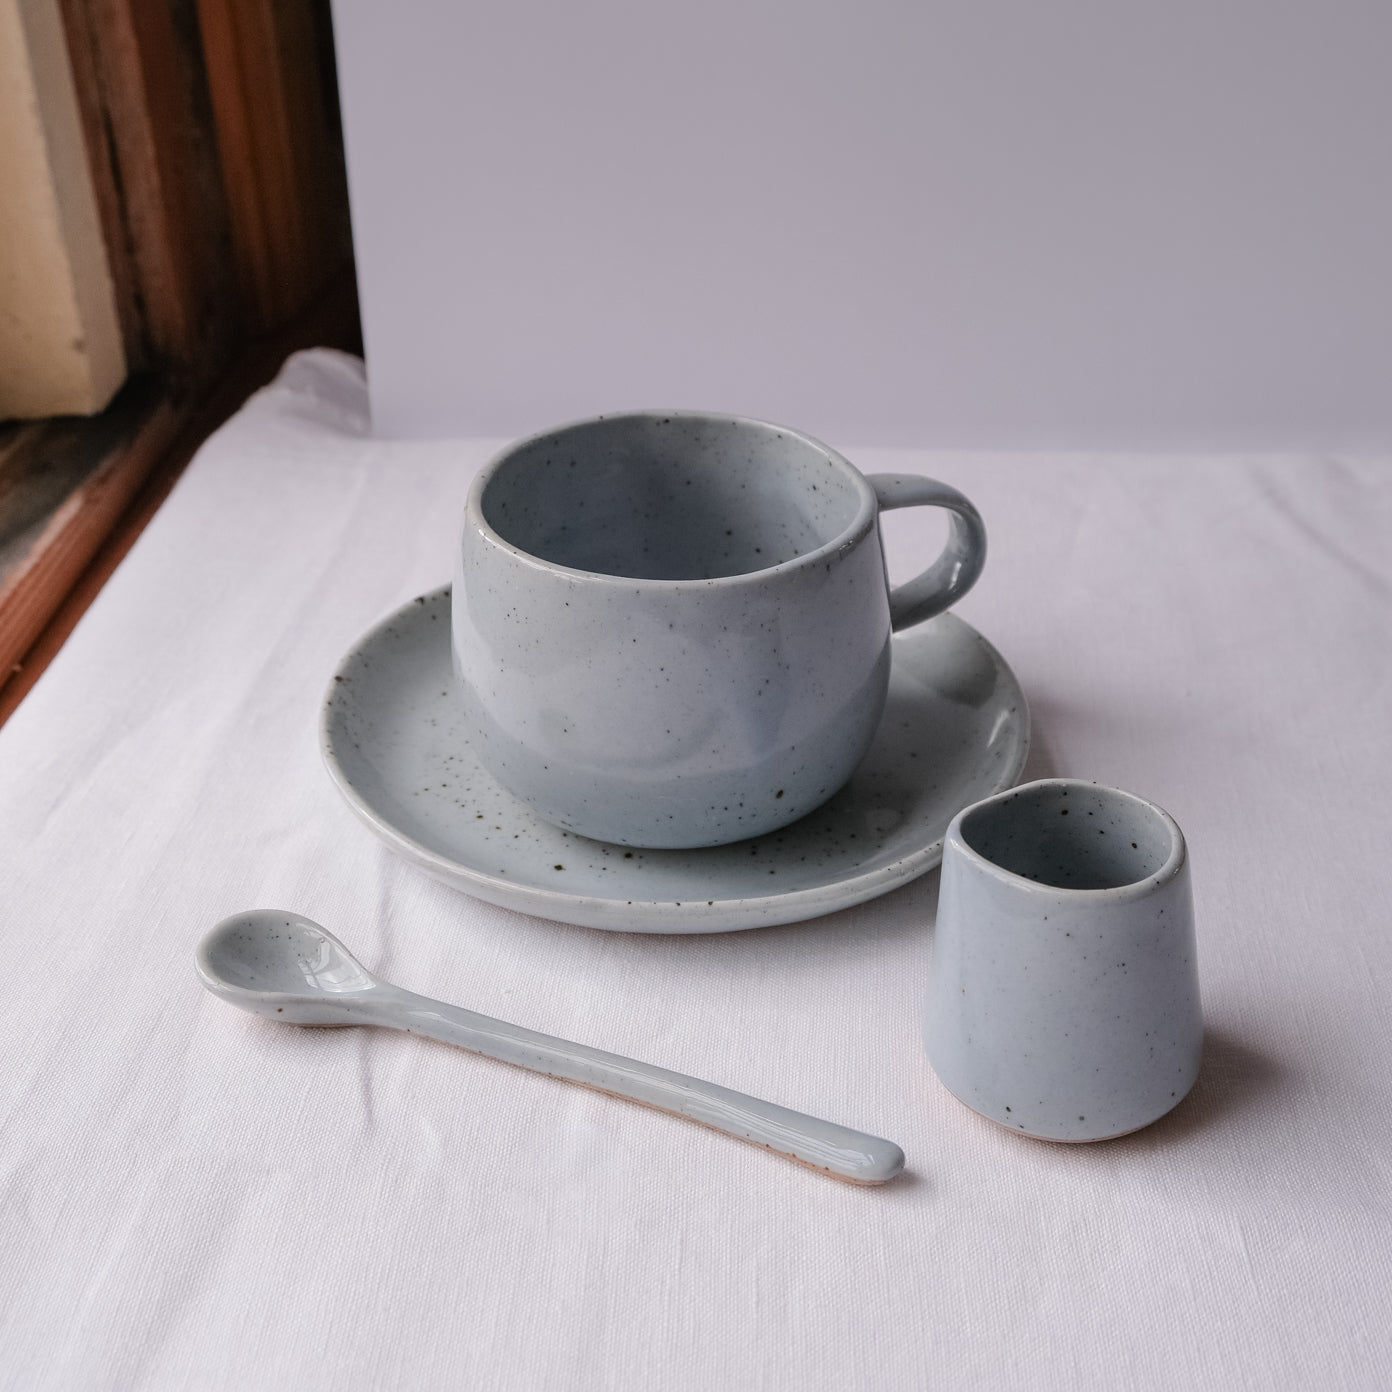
[196,910,905,1185]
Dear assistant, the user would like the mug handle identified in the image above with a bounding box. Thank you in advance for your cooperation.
[868,474,987,631]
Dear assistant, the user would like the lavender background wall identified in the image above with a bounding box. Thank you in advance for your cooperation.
[330,0,1392,449]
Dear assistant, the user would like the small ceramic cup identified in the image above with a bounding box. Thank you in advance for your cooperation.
[452,410,986,848]
[925,779,1202,1142]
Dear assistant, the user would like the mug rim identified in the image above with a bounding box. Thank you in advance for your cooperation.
[463,408,879,589]
[945,778,1186,900]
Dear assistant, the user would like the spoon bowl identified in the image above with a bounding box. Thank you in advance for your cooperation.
[197,910,378,1022]
[196,909,905,1185]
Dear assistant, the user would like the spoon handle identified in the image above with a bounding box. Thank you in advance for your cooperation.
[366,986,904,1185]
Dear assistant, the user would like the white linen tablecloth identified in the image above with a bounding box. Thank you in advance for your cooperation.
[2,351,1389,1391]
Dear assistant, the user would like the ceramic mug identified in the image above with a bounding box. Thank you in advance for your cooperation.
[452,410,986,848]
[925,779,1202,1141]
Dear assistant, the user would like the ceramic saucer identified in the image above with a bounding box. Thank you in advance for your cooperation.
[320,587,1030,932]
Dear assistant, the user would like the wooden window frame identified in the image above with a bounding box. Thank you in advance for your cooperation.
[0,0,360,726]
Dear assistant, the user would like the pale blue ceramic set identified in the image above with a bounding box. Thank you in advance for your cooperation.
[451,410,1202,1145]
[201,408,1202,1174]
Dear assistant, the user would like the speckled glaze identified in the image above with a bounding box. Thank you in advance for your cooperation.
[925,780,1202,1142]
[197,910,905,1184]
[320,587,1029,933]
[452,411,986,849]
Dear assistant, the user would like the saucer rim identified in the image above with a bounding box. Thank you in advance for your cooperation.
[320,586,1030,933]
